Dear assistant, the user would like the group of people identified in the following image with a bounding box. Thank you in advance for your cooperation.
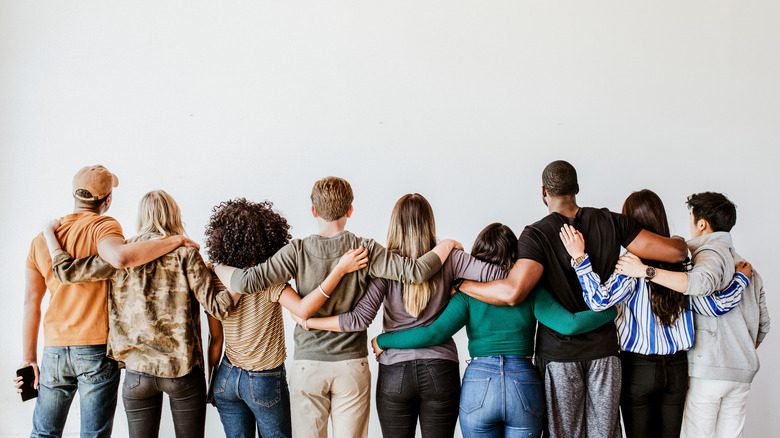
[14,160,769,438]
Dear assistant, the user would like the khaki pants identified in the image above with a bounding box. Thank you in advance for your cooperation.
[289,358,371,438]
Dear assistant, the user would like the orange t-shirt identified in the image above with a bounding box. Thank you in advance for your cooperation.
[26,212,124,346]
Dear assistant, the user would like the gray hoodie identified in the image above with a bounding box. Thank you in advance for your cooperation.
[686,232,770,383]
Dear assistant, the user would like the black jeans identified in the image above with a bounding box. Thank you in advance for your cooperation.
[376,359,461,438]
[122,368,207,438]
[620,351,688,438]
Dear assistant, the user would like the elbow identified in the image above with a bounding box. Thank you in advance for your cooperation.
[105,253,131,269]
[503,286,526,307]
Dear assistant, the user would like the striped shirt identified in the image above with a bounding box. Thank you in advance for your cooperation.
[220,282,288,371]
[573,255,748,355]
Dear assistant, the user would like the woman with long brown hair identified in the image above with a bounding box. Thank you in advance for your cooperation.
[559,189,752,438]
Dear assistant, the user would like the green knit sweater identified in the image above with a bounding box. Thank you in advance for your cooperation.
[377,287,617,358]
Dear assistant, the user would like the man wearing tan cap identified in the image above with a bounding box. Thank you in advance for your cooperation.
[17,165,197,437]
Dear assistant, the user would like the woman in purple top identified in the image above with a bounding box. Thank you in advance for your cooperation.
[296,193,506,438]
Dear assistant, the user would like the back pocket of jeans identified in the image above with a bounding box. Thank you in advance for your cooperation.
[459,378,490,413]
[249,372,281,407]
[379,363,406,395]
[123,370,141,391]
[77,352,116,384]
[41,352,60,385]
[514,380,544,417]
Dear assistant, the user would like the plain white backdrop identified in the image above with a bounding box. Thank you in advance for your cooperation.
[1,1,778,436]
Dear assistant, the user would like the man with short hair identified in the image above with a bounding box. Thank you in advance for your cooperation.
[624,192,770,437]
[17,165,196,437]
[457,160,688,437]
[215,176,461,438]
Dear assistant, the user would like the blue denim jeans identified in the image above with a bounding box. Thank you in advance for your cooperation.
[458,356,544,438]
[31,345,120,438]
[212,356,291,438]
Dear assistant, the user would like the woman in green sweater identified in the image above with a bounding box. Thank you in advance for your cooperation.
[372,223,616,438]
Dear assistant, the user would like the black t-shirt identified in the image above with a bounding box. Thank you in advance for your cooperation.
[517,207,642,361]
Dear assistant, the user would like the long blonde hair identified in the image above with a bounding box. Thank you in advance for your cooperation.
[134,190,187,240]
[386,193,437,318]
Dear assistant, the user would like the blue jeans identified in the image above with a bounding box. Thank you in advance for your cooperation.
[31,345,120,438]
[212,356,291,438]
[459,356,544,438]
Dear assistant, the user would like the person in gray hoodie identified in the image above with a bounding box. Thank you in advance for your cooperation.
[616,192,770,438]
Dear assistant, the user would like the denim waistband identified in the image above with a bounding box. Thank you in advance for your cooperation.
[468,355,534,365]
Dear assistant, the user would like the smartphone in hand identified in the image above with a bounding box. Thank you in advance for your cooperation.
[16,366,38,402]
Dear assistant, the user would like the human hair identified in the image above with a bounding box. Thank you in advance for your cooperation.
[310,176,354,222]
[471,223,518,272]
[134,190,187,239]
[542,160,579,197]
[686,192,737,232]
[74,190,110,210]
[622,189,687,326]
[205,198,291,269]
[386,194,438,318]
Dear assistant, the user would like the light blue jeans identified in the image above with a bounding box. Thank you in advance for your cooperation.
[31,345,119,438]
[459,356,544,438]
[212,356,292,438]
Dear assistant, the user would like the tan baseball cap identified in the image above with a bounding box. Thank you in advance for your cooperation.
[72,165,119,201]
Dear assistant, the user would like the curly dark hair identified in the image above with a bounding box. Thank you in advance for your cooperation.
[204,198,292,269]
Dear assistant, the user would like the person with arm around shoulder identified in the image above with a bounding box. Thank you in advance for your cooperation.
[41,190,235,437]
[14,166,194,438]
[456,161,687,438]
[203,198,368,438]
[560,189,753,438]
[213,178,461,438]
[615,192,769,438]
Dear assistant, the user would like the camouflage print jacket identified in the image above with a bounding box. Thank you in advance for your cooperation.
[51,233,235,378]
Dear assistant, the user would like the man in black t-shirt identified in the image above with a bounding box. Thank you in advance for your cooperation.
[458,160,688,438]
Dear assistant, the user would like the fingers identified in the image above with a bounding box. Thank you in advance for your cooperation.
[452,241,464,252]
[182,238,200,250]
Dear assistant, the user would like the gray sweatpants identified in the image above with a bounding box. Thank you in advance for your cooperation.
[537,356,622,438]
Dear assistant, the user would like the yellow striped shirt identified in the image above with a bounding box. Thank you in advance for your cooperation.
[221,283,287,371]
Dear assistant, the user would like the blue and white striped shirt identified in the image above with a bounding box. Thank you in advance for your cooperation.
[573,255,749,355]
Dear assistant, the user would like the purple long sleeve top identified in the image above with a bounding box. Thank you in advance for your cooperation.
[338,249,507,365]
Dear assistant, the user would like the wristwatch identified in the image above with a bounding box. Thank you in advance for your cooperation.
[645,266,657,280]
[452,278,465,293]
[572,254,587,266]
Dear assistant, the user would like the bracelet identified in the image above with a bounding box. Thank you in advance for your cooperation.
[302,319,309,331]
[318,285,330,299]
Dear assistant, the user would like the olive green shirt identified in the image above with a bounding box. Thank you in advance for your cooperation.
[230,230,443,361]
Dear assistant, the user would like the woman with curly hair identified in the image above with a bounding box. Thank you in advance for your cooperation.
[205,198,367,438]
[42,190,236,438]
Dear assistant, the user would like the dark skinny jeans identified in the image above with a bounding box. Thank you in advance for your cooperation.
[620,350,688,438]
[122,367,207,438]
[376,359,461,438]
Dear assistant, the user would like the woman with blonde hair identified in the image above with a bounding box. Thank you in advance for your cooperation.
[41,190,236,437]
[297,193,506,437]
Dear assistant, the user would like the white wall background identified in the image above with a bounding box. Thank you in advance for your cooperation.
[1,1,778,436]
